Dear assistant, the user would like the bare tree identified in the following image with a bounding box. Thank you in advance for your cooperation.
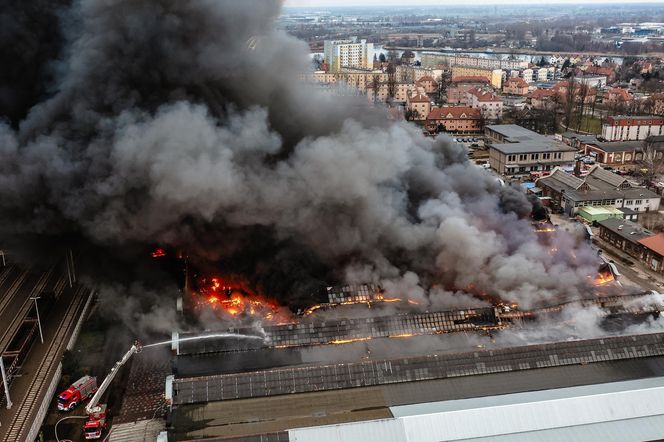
[639,138,664,184]
[435,72,451,106]
[640,211,664,233]
[563,77,576,129]
[386,62,397,104]
[370,74,381,105]
[643,97,656,115]
[405,108,420,122]
[576,82,589,132]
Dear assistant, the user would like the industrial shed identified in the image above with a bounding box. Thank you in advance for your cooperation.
[288,377,664,442]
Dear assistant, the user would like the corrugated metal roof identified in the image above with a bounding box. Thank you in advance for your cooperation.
[289,379,664,442]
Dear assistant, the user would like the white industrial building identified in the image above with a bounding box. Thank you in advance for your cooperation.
[602,115,664,141]
[289,377,664,442]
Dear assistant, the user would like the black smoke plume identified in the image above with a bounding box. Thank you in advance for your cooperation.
[0,0,600,327]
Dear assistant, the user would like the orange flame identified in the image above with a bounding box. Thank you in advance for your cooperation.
[151,248,166,258]
[330,337,372,345]
[594,272,615,286]
[196,275,288,322]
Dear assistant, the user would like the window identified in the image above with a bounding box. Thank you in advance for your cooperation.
[519,154,527,161]
[531,153,539,160]
[626,200,633,205]
[635,200,643,205]
[543,153,551,160]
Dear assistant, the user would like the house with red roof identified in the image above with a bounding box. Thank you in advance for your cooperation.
[447,76,492,104]
[530,88,558,110]
[639,233,664,273]
[426,106,482,133]
[503,77,529,96]
[415,75,439,94]
[605,87,633,105]
[406,94,432,120]
[466,88,503,120]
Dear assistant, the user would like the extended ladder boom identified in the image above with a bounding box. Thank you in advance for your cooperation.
[85,341,141,414]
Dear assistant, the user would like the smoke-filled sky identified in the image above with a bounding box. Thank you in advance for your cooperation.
[0,0,607,325]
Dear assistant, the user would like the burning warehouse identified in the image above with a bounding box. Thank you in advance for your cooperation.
[2,0,664,441]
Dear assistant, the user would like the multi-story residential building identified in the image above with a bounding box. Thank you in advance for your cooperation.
[537,166,661,216]
[601,115,664,141]
[366,82,417,104]
[407,94,431,120]
[447,77,492,104]
[486,124,576,175]
[535,67,550,82]
[395,65,443,84]
[452,66,503,89]
[503,77,529,96]
[604,88,633,105]
[323,38,374,73]
[309,70,388,92]
[521,68,534,83]
[585,65,617,83]
[415,76,439,94]
[580,137,664,171]
[420,53,528,70]
[466,88,503,120]
[426,107,482,133]
[529,88,558,110]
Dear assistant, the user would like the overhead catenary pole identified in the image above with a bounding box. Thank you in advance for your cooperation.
[0,356,12,409]
[69,249,76,283]
[30,296,44,344]
[66,251,72,288]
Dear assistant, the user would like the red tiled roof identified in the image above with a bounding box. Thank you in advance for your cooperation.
[427,106,481,120]
[639,233,664,257]
[607,87,632,100]
[505,77,528,87]
[408,94,430,103]
[587,66,614,76]
[531,88,557,100]
[418,75,435,82]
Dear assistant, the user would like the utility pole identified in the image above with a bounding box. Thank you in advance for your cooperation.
[30,296,44,344]
[69,249,76,283]
[0,356,12,409]
[66,251,73,288]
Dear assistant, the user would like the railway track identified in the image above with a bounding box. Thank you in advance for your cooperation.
[0,267,31,319]
[0,267,54,354]
[0,265,15,289]
[1,285,88,441]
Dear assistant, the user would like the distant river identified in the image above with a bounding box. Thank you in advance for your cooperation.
[312,45,623,65]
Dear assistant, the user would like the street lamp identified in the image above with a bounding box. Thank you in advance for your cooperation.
[30,296,44,344]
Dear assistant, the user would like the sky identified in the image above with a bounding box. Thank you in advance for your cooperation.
[285,0,664,5]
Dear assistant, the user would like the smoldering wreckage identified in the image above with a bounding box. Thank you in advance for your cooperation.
[0,0,662,352]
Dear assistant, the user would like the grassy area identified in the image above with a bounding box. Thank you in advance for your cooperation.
[580,115,602,134]
[563,115,602,135]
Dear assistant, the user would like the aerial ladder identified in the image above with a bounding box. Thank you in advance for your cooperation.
[82,341,142,439]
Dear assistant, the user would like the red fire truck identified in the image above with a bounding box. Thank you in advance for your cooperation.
[83,404,108,439]
[57,375,98,411]
[83,341,142,439]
